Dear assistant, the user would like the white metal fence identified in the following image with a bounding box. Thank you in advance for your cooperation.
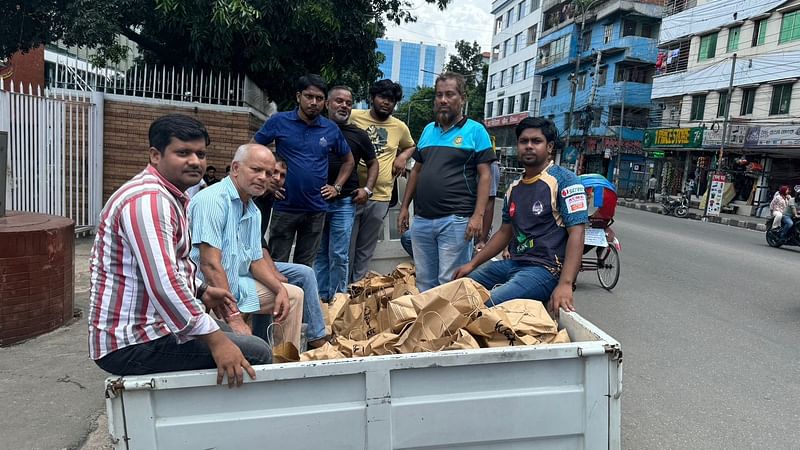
[0,80,103,232]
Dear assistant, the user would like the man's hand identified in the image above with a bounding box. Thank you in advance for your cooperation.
[272,288,290,323]
[398,208,410,234]
[353,188,369,205]
[321,184,338,200]
[272,187,286,201]
[206,332,256,388]
[452,262,475,280]
[202,286,236,311]
[502,248,511,260]
[548,282,576,319]
[465,214,483,241]
[392,155,408,177]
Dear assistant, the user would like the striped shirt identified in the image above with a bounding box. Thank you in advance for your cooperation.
[88,166,219,360]
[187,176,264,313]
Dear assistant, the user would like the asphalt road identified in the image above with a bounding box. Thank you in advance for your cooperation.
[575,207,800,449]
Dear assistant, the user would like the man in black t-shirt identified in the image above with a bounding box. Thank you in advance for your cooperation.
[315,86,378,301]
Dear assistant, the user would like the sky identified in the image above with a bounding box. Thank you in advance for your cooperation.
[383,0,494,58]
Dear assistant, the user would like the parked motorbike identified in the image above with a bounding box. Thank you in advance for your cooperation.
[661,192,689,218]
[765,216,800,248]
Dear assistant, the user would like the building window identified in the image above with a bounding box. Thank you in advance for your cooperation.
[492,45,500,61]
[530,0,540,12]
[513,64,523,84]
[592,108,602,127]
[551,78,559,96]
[515,32,526,52]
[690,95,706,121]
[520,92,531,112]
[622,20,637,37]
[577,72,587,90]
[726,26,740,52]
[502,39,510,58]
[753,18,768,46]
[604,25,613,44]
[518,0,527,20]
[524,59,535,79]
[697,33,718,61]
[505,9,512,27]
[507,96,515,114]
[541,81,549,99]
[740,88,756,115]
[500,69,507,87]
[641,23,656,39]
[598,67,607,86]
[780,10,800,43]
[716,91,728,117]
[495,17,503,35]
[497,99,504,116]
[581,30,592,51]
[486,102,494,118]
[527,24,538,45]
[489,73,497,91]
[770,83,793,115]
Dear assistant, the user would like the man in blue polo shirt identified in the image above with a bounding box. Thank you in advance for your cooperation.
[398,72,496,292]
[253,74,354,267]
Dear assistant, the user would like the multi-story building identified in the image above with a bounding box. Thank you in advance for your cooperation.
[649,0,800,215]
[484,0,544,149]
[536,0,662,185]
[376,38,446,99]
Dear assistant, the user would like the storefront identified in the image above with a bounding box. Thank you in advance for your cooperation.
[486,112,530,148]
[642,127,706,195]
[582,137,646,190]
[743,125,800,215]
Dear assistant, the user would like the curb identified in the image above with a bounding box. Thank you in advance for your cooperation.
[617,200,767,232]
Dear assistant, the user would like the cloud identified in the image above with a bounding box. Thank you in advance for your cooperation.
[384,0,493,57]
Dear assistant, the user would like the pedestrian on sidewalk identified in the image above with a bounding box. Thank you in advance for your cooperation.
[88,115,270,387]
[647,174,657,202]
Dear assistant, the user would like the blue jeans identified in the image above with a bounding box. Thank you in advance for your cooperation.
[95,327,272,375]
[252,262,326,342]
[781,215,793,239]
[468,259,559,306]
[411,214,473,292]
[401,229,414,258]
[315,197,356,300]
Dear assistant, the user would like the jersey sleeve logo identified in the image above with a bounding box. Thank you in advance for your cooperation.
[509,201,517,217]
[566,194,588,213]
[561,184,585,198]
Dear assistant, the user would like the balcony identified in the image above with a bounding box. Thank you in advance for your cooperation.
[536,53,570,72]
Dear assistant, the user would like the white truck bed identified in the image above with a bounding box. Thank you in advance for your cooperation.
[105,311,622,450]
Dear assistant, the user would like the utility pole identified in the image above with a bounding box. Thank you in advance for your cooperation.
[704,53,736,218]
[615,70,626,187]
[589,51,602,105]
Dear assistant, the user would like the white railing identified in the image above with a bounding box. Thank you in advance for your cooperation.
[0,79,103,232]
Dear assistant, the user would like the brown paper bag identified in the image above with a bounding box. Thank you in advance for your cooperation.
[272,342,300,363]
[466,308,514,338]
[395,296,470,353]
[328,293,350,327]
[407,278,490,317]
[333,336,370,358]
[365,331,400,356]
[331,291,382,340]
[492,300,558,337]
[386,294,418,332]
[299,342,346,361]
[546,328,571,344]
[443,329,480,350]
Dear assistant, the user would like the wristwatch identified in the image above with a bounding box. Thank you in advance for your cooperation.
[363,187,374,198]
[334,184,342,194]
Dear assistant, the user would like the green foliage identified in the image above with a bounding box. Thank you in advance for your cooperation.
[0,0,451,106]
[394,86,434,142]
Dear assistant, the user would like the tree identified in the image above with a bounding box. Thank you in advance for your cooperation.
[394,87,434,143]
[0,0,453,107]
[442,40,488,122]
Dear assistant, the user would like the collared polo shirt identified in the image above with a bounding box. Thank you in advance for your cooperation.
[188,176,264,313]
[253,109,351,213]
[413,117,496,218]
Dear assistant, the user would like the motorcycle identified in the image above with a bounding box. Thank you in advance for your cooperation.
[661,192,689,218]
[765,216,800,248]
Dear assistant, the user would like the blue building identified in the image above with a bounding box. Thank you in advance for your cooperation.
[536,0,662,184]
[376,39,446,99]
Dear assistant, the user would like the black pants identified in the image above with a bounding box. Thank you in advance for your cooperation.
[267,210,326,267]
[647,188,656,202]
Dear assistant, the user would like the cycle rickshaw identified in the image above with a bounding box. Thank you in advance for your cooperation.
[578,174,621,290]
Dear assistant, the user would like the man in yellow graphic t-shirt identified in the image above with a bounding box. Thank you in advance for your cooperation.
[349,79,415,282]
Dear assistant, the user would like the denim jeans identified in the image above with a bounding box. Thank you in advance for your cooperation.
[401,229,414,258]
[468,259,559,306]
[411,214,473,292]
[315,197,356,300]
[95,329,272,375]
[274,262,326,341]
[781,215,793,239]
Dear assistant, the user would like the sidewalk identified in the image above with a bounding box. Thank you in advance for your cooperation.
[617,197,768,232]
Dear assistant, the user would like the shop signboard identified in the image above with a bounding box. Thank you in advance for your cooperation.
[701,124,747,148]
[706,173,726,216]
[485,112,529,129]
[744,125,800,147]
[643,127,704,148]
[650,151,665,158]
[562,146,578,163]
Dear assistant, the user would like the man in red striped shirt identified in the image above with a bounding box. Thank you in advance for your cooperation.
[88,115,270,387]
